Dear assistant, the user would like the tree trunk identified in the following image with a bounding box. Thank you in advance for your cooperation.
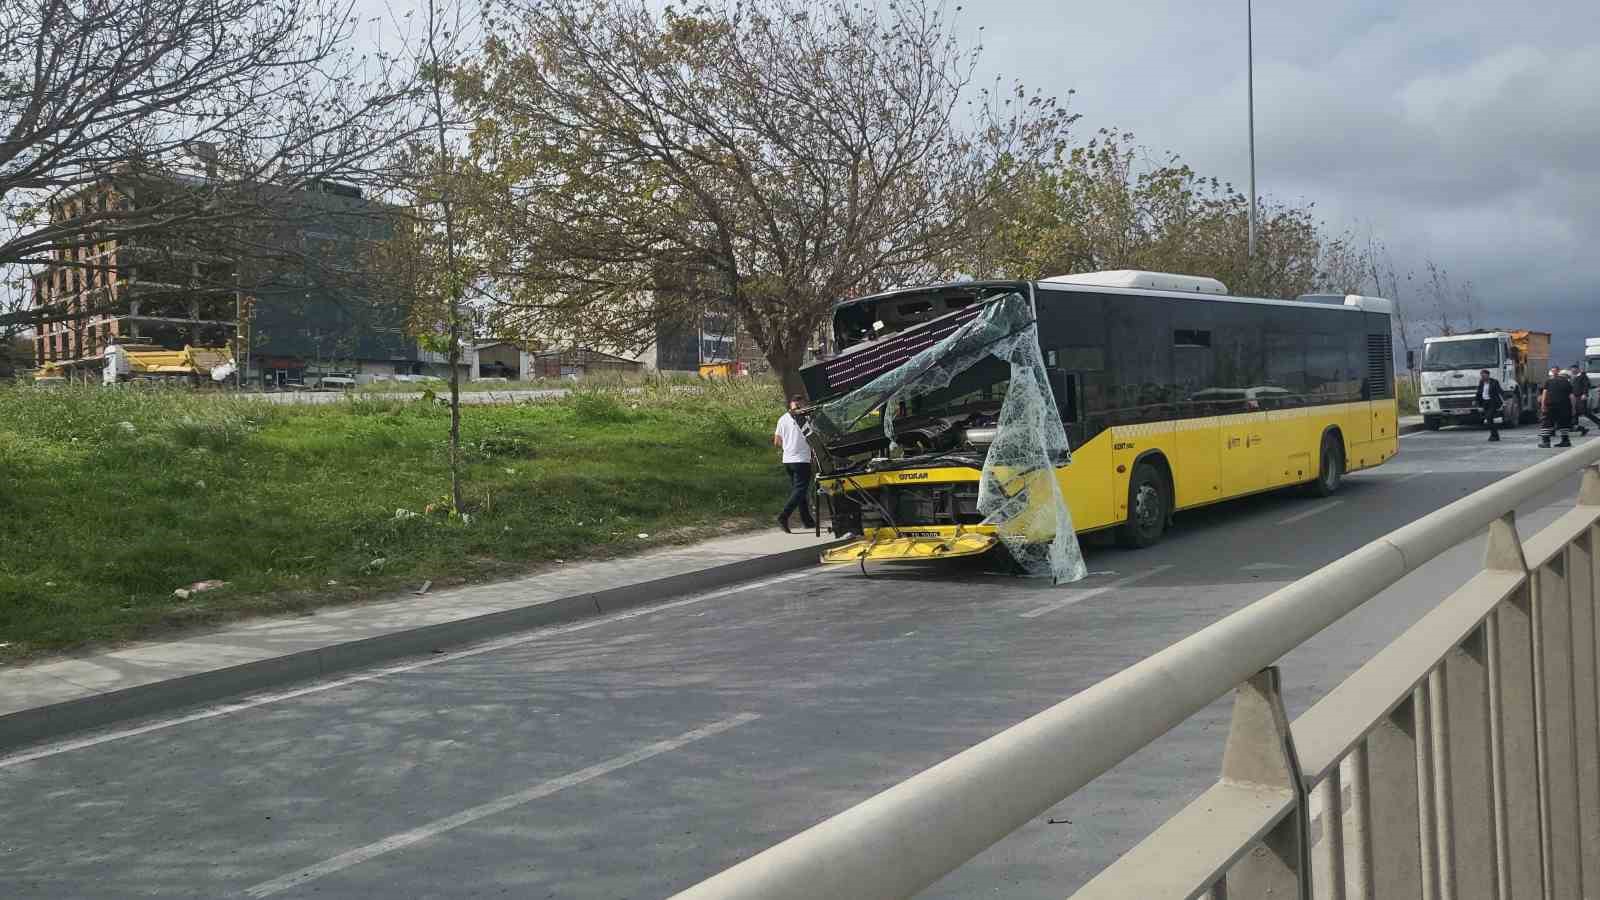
[765,333,809,402]
[778,364,807,402]
[425,4,465,518]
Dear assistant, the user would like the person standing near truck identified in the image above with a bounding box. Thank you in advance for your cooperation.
[1540,367,1576,449]
[1571,365,1599,433]
[773,395,817,533]
[1477,369,1505,442]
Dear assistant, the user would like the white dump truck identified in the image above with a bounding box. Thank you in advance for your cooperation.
[1415,329,1549,430]
[1586,338,1600,407]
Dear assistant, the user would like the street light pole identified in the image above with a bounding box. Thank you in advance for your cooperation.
[1247,0,1257,260]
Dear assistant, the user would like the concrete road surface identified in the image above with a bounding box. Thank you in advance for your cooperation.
[1,424,1587,899]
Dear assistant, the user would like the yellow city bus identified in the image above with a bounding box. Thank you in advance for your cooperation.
[800,271,1398,564]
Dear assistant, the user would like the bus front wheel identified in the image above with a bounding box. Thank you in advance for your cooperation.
[1118,463,1168,549]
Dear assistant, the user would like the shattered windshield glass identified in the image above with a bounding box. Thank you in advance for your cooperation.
[806,293,1086,584]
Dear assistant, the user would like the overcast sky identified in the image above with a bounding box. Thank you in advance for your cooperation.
[353,0,1598,360]
[958,0,1600,361]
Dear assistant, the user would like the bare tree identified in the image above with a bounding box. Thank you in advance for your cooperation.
[422,0,468,517]
[451,0,1074,395]
[1364,230,1419,395]
[369,0,476,516]
[0,0,431,338]
[1315,230,1369,295]
[1421,260,1479,337]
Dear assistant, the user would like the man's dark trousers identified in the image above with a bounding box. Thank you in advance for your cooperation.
[781,462,816,528]
[1480,399,1502,440]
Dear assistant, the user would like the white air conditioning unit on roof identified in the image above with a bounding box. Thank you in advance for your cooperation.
[1043,269,1228,295]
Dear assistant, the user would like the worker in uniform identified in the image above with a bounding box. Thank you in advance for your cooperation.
[1540,367,1576,449]
[1571,365,1600,433]
[1477,369,1505,442]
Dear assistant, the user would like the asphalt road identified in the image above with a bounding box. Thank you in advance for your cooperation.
[1,424,1590,899]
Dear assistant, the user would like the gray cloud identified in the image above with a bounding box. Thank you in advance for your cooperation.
[967,0,1600,360]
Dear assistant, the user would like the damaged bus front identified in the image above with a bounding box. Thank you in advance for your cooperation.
[799,283,1086,583]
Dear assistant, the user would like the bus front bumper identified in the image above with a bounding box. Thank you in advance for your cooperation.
[821,531,998,565]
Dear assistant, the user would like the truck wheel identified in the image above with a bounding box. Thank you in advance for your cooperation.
[1424,415,1442,431]
[1117,463,1168,549]
[1501,399,1519,430]
[1307,434,1344,497]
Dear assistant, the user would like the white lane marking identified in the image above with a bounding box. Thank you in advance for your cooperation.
[1240,562,1295,572]
[242,713,761,898]
[1019,565,1174,619]
[1277,500,1344,526]
[0,570,826,769]
[1392,470,1432,484]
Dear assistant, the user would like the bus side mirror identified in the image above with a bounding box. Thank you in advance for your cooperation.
[1406,350,1416,370]
[1047,368,1077,422]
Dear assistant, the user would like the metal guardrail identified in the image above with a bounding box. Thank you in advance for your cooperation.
[673,439,1600,900]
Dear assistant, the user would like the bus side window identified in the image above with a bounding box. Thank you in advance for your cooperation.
[1048,368,1077,422]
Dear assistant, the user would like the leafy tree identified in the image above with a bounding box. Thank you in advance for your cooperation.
[966,129,1335,300]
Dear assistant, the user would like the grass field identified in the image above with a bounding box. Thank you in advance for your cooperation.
[1397,374,1420,414]
[0,380,790,660]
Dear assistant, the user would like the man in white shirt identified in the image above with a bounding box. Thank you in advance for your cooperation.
[772,394,816,532]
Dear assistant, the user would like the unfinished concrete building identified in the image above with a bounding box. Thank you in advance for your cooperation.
[21,172,453,387]
[31,180,237,381]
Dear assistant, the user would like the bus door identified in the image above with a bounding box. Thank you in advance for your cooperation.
[1172,328,1220,509]
[1215,312,1268,497]
[1219,402,1265,497]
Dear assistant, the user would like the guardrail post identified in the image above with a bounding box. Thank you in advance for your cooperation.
[1484,512,1542,899]
[1364,692,1423,896]
[1441,625,1497,900]
[1533,534,1584,898]
[1572,537,1600,886]
[1577,464,1600,508]
[1221,667,1310,900]
[1572,466,1600,887]
[1416,683,1442,900]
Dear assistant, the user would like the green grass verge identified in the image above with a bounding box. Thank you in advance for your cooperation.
[0,380,790,661]
[1397,374,1419,414]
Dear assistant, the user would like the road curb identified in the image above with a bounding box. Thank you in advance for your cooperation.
[0,540,839,756]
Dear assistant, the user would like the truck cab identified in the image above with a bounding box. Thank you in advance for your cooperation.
[1586,338,1600,406]
[1416,330,1547,429]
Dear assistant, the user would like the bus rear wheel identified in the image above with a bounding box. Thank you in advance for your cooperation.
[1117,463,1168,548]
[1308,434,1344,497]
